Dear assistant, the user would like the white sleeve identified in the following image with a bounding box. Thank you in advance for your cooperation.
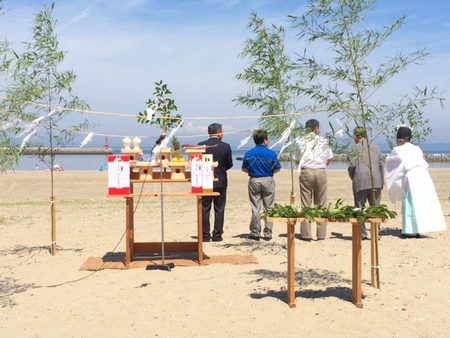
[385,150,404,203]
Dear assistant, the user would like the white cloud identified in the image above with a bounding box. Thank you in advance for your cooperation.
[59,3,95,31]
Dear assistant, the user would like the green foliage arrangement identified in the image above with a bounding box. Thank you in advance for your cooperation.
[262,198,397,225]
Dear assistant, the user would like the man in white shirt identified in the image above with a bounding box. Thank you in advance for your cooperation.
[295,119,333,241]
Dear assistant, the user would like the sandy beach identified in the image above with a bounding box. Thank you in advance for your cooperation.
[0,169,449,337]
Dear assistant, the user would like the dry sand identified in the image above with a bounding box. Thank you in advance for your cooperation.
[0,169,449,337]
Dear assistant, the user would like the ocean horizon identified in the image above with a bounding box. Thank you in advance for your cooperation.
[10,143,450,171]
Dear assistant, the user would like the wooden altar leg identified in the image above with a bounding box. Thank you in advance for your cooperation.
[287,219,296,308]
[196,196,204,265]
[125,184,135,269]
[370,222,380,288]
[352,222,363,308]
[125,196,133,268]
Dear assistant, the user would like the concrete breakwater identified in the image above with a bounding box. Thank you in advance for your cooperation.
[330,153,450,162]
[421,153,450,162]
[236,153,450,162]
[18,147,114,155]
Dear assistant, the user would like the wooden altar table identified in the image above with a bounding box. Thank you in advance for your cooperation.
[110,178,219,268]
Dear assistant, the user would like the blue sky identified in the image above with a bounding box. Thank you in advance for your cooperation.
[1,0,450,148]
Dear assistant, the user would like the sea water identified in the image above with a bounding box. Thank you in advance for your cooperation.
[11,145,450,171]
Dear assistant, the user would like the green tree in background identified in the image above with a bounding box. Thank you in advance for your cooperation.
[0,0,12,74]
[0,3,90,171]
[0,0,19,170]
[0,3,90,255]
[235,11,302,137]
[290,0,443,149]
[235,11,306,203]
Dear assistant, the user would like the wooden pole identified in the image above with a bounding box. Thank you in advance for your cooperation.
[289,191,295,205]
[370,222,380,288]
[125,195,132,268]
[50,196,56,255]
[287,218,297,308]
[351,221,363,308]
[196,196,204,264]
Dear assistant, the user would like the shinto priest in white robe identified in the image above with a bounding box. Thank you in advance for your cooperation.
[386,142,447,235]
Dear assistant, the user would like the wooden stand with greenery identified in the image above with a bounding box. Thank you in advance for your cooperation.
[267,217,385,309]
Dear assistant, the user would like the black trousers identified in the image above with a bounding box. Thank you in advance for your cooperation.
[202,187,227,239]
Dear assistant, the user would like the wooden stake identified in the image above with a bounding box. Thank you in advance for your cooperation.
[370,222,380,288]
[287,218,297,308]
[50,196,56,256]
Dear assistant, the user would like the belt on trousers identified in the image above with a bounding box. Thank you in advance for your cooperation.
[301,167,325,170]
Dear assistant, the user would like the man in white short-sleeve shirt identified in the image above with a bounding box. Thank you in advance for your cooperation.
[294,119,333,241]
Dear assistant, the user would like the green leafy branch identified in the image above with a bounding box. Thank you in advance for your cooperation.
[262,198,397,225]
[137,80,182,134]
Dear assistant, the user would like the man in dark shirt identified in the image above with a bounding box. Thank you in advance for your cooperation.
[198,123,233,242]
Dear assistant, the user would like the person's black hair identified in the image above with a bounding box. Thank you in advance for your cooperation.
[397,126,411,142]
[305,119,320,131]
[253,129,267,145]
[208,123,222,136]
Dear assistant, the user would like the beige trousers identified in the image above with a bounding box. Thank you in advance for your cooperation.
[299,168,328,239]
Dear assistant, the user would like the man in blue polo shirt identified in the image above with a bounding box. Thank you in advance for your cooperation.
[242,129,281,241]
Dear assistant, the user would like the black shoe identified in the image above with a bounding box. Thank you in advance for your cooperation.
[300,237,312,242]
[261,236,272,242]
[247,235,260,241]
[212,237,223,242]
[203,237,211,242]
[362,237,369,241]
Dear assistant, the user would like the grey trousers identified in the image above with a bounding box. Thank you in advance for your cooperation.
[248,176,275,238]
[354,188,382,238]
[299,168,328,239]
